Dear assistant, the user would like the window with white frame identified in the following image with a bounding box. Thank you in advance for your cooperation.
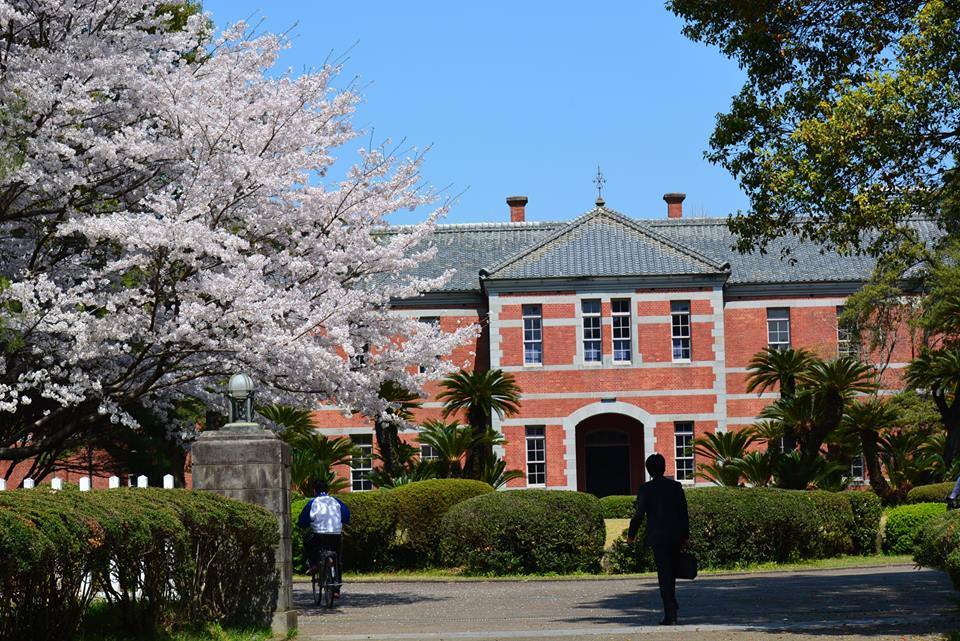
[581,299,602,363]
[418,316,440,373]
[849,453,865,483]
[420,443,439,461]
[836,306,859,358]
[766,308,791,351]
[612,299,632,362]
[674,422,695,482]
[522,304,543,365]
[526,426,546,485]
[671,301,691,361]
[351,434,373,491]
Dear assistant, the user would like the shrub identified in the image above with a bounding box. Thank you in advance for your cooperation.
[0,488,278,641]
[599,495,635,519]
[884,502,948,555]
[914,510,960,590]
[907,482,953,504]
[390,479,494,568]
[338,490,400,572]
[844,491,882,555]
[606,487,854,573]
[440,490,605,575]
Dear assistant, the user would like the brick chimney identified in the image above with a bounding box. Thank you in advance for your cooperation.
[507,196,528,222]
[663,192,686,219]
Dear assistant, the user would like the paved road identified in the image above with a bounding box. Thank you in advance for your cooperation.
[295,565,958,641]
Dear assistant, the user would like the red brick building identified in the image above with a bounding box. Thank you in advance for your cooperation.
[314,194,932,495]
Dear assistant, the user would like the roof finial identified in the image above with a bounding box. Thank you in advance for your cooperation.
[593,165,606,207]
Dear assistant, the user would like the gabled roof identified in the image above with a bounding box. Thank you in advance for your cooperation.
[396,206,942,293]
[482,206,729,281]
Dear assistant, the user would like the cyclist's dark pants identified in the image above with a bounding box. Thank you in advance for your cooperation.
[305,532,343,584]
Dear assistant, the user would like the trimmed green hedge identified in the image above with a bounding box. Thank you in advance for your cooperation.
[907,482,953,505]
[391,479,494,568]
[440,490,605,575]
[599,495,635,519]
[608,487,855,573]
[884,502,948,555]
[845,491,882,555]
[914,510,960,590]
[292,480,493,572]
[0,488,278,641]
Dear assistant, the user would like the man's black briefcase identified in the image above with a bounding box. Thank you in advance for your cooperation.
[677,551,698,580]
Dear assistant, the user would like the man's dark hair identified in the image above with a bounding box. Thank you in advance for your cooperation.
[645,453,666,478]
[313,479,329,495]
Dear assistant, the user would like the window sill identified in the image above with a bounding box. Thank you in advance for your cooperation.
[672,359,692,364]
[523,362,543,368]
[612,360,632,366]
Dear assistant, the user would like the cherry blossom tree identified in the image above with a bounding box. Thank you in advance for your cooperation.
[0,0,472,472]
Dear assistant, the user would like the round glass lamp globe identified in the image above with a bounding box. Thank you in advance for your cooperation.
[227,373,254,400]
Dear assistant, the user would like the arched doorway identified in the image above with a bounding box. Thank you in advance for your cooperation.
[575,413,646,497]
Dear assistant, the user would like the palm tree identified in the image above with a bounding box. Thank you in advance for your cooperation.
[906,347,960,469]
[745,347,817,450]
[841,399,899,502]
[258,403,356,494]
[416,419,479,478]
[373,380,423,480]
[693,430,756,486]
[437,369,522,478]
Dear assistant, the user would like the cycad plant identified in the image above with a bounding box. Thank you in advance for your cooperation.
[437,369,522,478]
[730,451,774,487]
[416,419,479,478]
[906,347,960,469]
[693,430,756,486]
[745,347,817,452]
[840,399,899,502]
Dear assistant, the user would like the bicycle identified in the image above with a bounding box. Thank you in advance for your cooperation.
[310,549,340,609]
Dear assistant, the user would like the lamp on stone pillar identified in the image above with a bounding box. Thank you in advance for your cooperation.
[226,372,258,430]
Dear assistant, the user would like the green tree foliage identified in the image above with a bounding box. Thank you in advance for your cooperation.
[670,0,959,258]
[906,347,960,467]
[437,369,521,477]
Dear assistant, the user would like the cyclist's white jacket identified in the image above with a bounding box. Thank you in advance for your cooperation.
[297,493,351,534]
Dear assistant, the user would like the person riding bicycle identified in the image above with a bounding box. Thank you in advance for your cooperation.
[297,479,350,596]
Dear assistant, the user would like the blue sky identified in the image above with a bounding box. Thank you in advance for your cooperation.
[201,1,748,225]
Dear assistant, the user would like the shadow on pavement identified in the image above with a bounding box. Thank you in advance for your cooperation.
[293,587,450,616]
[565,569,958,637]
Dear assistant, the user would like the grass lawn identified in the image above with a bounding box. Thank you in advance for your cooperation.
[325,554,915,583]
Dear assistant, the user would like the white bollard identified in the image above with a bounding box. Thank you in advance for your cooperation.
[23,478,34,489]
[79,477,91,492]
[0,479,5,491]
[51,477,63,490]
[137,475,148,488]
[108,475,120,489]
[162,474,174,489]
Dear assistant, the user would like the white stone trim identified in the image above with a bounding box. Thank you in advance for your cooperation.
[498,318,576,328]
[724,297,848,309]
[495,291,716,305]
[709,286,728,433]
[389,308,482,318]
[727,392,779,400]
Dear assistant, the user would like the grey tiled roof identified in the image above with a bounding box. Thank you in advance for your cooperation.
[401,208,941,292]
[483,207,728,280]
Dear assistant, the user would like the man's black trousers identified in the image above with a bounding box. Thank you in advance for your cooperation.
[304,532,343,584]
[651,544,680,618]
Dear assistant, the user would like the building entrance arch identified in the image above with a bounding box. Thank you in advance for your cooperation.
[564,402,655,497]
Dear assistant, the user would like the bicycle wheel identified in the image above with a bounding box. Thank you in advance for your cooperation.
[312,569,320,606]
[320,556,335,609]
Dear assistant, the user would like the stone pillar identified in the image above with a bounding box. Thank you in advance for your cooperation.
[192,427,297,634]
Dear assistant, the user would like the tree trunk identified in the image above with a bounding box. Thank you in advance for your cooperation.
[374,419,402,479]
[464,407,489,479]
[861,431,894,504]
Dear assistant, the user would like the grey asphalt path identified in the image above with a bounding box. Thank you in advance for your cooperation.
[295,565,958,641]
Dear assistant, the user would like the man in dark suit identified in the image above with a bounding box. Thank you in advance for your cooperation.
[626,453,690,625]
